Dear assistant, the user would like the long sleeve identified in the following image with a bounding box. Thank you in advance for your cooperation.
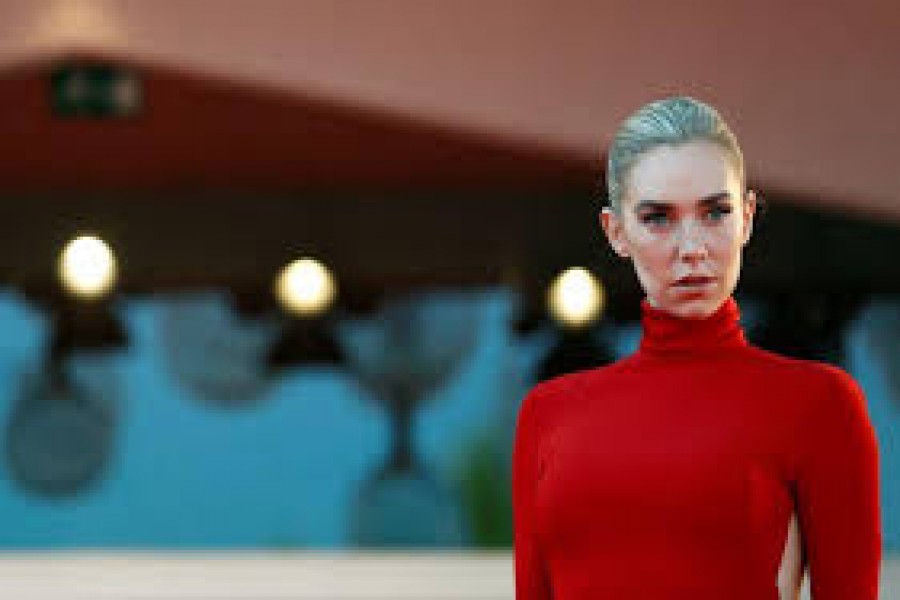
[512,385,552,600]
[794,367,882,600]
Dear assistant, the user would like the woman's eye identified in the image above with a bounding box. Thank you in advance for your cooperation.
[641,212,670,226]
[704,205,732,222]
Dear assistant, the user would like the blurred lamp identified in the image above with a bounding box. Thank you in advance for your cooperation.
[274,257,337,317]
[58,235,117,300]
[546,267,605,329]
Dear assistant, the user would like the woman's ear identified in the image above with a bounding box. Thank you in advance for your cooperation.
[600,207,630,258]
[741,189,757,246]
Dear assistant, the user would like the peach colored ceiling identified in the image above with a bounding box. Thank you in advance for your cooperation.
[0,0,898,221]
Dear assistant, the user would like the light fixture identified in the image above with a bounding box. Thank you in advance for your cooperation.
[274,257,337,317]
[545,266,605,329]
[57,235,117,300]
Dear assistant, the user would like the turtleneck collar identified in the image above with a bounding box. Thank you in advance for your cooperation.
[638,295,748,357]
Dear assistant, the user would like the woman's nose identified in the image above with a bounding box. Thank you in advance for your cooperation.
[675,221,708,261]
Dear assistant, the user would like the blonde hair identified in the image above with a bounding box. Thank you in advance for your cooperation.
[605,96,744,212]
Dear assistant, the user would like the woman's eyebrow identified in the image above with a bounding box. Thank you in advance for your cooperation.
[633,200,671,211]
[698,191,733,205]
[634,192,732,211]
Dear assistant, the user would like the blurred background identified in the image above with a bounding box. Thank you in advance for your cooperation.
[0,0,897,598]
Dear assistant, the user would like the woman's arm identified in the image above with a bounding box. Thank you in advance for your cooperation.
[794,366,882,599]
[512,385,552,600]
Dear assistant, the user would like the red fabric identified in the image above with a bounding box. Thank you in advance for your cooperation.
[512,296,882,599]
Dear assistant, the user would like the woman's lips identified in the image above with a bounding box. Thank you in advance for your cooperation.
[673,275,716,288]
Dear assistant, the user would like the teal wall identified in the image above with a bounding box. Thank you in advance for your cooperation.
[0,289,895,552]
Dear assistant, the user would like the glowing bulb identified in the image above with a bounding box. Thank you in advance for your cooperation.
[274,257,337,317]
[58,235,117,300]
[546,267,604,329]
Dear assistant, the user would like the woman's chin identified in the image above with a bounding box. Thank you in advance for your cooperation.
[664,293,724,319]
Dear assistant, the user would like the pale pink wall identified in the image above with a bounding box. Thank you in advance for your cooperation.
[0,0,898,219]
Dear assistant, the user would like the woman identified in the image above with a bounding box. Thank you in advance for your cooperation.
[512,96,882,599]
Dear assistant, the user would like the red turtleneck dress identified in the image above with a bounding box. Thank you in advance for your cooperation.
[512,296,881,599]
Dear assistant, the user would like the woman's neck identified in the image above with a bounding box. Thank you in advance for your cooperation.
[638,295,748,357]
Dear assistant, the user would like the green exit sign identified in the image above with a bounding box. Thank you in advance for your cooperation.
[51,63,143,118]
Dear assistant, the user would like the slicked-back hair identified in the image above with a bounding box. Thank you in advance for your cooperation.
[606,96,744,212]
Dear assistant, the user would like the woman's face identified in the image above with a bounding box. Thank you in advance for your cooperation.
[600,140,756,319]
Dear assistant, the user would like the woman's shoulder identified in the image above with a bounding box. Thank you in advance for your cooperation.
[741,345,867,411]
[519,359,633,417]
[739,343,838,376]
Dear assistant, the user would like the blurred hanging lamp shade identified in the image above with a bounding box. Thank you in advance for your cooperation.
[266,257,345,371]
[535,267,614,381]
[49,232,128,356]
[262,256,347,371]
